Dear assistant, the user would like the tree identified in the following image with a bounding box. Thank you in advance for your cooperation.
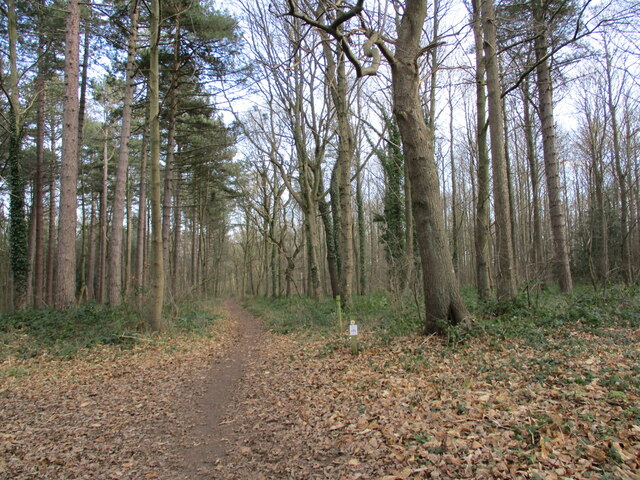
[470,0,491,300]
[532,0,574,292]
[320,29,355,309]
[108,0,139,305]
[286,0,469,333]
[148,0,164,329]
[481,0,517,301]
[5,0,29,308]
[55,0,81,309]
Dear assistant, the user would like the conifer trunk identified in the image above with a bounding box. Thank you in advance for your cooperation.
[55,0,81,309]
[108,1,139,305]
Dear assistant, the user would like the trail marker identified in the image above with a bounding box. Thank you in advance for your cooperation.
[350,319,359,355]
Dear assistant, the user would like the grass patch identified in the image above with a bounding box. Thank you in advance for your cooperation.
[244,285,638,350]
[243,291,422,338]
[0,299,222,360]
[243,296,337,334]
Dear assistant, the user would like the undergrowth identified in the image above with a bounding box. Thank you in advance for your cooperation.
[0,299,221,360]
[244,284,639,345]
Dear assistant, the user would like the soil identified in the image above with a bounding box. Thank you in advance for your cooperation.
[176,299,267,478]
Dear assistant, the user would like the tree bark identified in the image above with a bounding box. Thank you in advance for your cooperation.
[471,0,491,300]
[481,0,517,301]
[136,107,149,295]
[97,130,109,303]
[34,51,46,308]
[522,80,544,280]
[108,1,139,305]
[46,122,57,306]
[55,0,81,309]
[148,0,165,330]
[7,0,29,309]
[323,39,355,309]
[533,1,573,292]
[392,0,468,333]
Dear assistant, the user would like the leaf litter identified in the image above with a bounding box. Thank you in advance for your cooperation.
[1,304,238,480]
[215,325,639,479]
[2,303,639,480]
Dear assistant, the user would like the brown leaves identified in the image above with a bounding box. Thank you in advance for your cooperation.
[0,311,236,480]
[214,327,640,479]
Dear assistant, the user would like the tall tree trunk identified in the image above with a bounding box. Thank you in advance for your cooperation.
[449,87,459,276]
[522,80,544,279]
[162,18,180,295]
[7,0,28,309]
[46,123,57,306]
[148,0,164,330]
[471,0,491,300]
[86,197,96,300]
[324,41,355,310]
[55,0,81,309]
[481,0,517,301]
[356,160,366,295]
[533,2,573,292]
[125,174,132,293]
[603,39,631,283]
[392,0,468,333]
[136,108,149,294]
[97,130,109,303]
[33,8,47,308]
[172,181,181,295]
[108,1,139,305]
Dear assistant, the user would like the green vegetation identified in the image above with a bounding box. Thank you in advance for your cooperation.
[245,285,639,342]
[244,291,421,337]
[0,300,221,360]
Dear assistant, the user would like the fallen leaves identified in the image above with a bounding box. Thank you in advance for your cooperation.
[3,302,639,480]
[213,324,640,479]
[0,304,237,480]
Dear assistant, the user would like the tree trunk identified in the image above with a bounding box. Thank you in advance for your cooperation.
[46,123,57,306]
[172,181,181,295]
[162,18,180,295]
[603,39,631,284]
[33,9,47,308]
[324,42,355,310]
[136,109,149,295]
[7,0,29,309]
[97,130,109,303]
[55,0,81,309]
[392,0,468,333]
[533,2,573,292]
[148,0,164,330]
[402,162,414,296]
[449,87,459,276]
[481,0,517,301]
[108,1,139,305]
[356,160,366,296]
[522,80,544,279]
[471,0,491,300]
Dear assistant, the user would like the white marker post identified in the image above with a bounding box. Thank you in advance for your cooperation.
[349,320,359,355]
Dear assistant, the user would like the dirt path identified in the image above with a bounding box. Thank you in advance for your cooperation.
[178,299,266,478]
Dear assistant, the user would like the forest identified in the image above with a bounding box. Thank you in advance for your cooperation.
[1,0,640,479]
[0,0,639,325]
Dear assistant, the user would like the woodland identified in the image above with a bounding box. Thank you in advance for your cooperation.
[1,0,640,478]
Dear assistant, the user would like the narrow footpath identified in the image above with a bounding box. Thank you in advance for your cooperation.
[177,299,267,478]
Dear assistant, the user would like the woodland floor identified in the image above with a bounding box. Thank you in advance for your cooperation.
[1,299,639,479]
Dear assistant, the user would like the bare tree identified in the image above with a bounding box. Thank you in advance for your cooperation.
[286,0,468,332]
